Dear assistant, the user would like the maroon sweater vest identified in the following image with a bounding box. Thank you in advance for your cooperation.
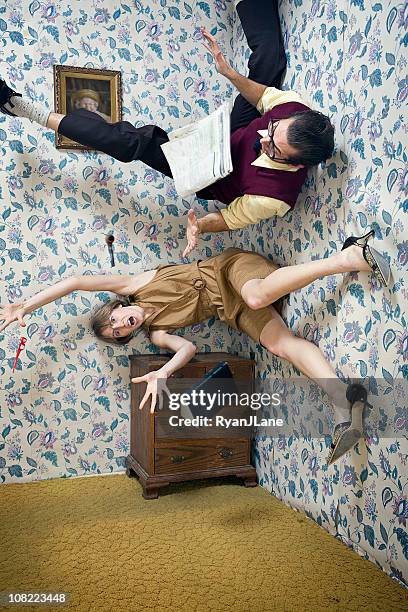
[210,102,310,206]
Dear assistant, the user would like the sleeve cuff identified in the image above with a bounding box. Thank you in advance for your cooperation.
[220,196,291,230]
[256,87,305,114]
[220,206,245,230]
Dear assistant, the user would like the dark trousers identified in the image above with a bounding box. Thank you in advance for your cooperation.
[58,0,286,183]
[229,0,286,132]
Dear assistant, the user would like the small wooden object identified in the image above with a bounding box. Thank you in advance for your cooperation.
[126,353,257,499]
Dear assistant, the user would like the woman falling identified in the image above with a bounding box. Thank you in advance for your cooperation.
[0,230,390,464]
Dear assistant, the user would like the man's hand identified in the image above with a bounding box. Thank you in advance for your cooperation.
[0,302,27,333]
[201,26,267,107]
[131,370,171,414]
[183,209,201,258]
[201,27,234,79]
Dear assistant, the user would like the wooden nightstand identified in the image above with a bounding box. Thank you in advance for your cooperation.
[126,352,257,499]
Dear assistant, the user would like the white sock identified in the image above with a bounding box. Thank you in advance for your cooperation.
[4,96,50,128]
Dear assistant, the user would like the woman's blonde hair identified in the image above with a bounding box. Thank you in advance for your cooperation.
[90,299,134,345]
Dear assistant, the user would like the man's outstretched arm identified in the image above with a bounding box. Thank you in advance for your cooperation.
[201,28,267,107]
[183,193,291,258]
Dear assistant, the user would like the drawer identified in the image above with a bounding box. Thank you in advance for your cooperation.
[154,440,249,474]
[131,363,206,381]
[131,366,207,409]
[219,364,253,379]
[154,404,253,440]
[169,365,207,379]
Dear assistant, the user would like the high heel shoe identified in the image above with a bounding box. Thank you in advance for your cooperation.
[342,229,391,287]
[327,383,368,465]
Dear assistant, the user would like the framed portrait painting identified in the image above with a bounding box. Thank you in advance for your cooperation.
[53,65,122,149]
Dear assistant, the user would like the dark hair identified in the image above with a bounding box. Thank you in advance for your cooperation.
[90,299,134,345]
[286,110,335,166]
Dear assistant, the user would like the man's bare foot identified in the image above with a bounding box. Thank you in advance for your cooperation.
[183,209,201,258]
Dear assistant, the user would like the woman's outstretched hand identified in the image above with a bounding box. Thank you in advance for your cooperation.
[131,370,171,413]
[201,27,234,79]
[0,302,26,333]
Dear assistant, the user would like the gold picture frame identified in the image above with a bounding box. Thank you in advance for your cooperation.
[53,65,122,149]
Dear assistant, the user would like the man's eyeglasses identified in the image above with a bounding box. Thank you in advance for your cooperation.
[265,119,288,162]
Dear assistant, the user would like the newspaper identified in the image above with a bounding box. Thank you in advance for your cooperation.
[160,102,233,197]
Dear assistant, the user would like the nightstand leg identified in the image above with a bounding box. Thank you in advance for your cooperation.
[142,485,160,500]
[243,477,258,487]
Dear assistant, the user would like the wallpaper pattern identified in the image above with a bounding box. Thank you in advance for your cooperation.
[231,0,407,586]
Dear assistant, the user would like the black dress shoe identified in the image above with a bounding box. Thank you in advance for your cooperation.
[326,383,370,465]
[0,78,22,116]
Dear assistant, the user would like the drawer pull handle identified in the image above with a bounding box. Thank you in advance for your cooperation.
[219,448,233,459]
[171,372,184,378]
[170,455,186,463]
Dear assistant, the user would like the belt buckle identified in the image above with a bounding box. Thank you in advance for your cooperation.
[193,277,206,290]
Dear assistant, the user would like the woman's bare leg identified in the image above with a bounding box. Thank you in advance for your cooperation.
[242,246,370,309]
[47,113,65,131]
[260,308,350,423]
[260,313,337,379]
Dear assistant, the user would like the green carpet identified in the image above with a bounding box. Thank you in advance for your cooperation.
[0,475,406,612]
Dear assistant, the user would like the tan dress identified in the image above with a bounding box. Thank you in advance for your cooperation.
[128,248,281,343]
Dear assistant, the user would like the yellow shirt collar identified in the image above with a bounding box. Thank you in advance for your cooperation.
[252,153,300,171]
[253,129,300,171]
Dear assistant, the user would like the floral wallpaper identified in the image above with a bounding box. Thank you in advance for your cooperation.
[231,0,407,588]
[0,0,237,482]
[0,0,406,587]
